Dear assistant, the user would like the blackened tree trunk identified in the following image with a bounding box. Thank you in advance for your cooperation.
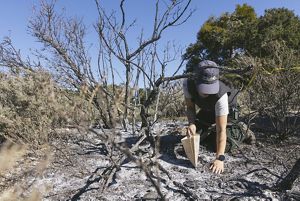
[276,158,300,191]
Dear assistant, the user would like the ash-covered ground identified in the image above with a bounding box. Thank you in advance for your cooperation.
[2,120,299,201]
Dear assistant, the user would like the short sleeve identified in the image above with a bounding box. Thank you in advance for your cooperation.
[183,79,192,99]
[215,93,229,116]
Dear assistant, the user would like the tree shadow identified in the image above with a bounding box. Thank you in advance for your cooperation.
[124,136,141,148]
[77,142,109,156]
[121,134,193,168]
[68,167,104,201]
[158,134,195,168]
[245,114,300,141]
[218,178,273,200]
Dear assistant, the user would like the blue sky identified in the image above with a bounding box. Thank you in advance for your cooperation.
[1,0,300,80]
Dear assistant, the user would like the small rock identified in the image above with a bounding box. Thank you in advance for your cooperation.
[115,171,122,180]
[183,180,199,189]
[166,123,175,127]
[171,166,184,173]
[142,191,159,200]
[179,168,189,174]
[263,190,279,201]
[218,182,227,189]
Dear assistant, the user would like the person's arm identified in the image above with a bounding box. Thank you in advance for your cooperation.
[185,97,196,124]
[185,97,197,136]
[210,114,227,174]
[215,115,227,157]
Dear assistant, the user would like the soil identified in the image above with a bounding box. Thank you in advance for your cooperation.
[1,120,299,201]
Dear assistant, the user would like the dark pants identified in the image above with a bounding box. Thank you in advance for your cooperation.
[194,110,217,151]
[194,108,243,152]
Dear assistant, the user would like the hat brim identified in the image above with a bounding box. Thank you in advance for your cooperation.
[196,80,219,94]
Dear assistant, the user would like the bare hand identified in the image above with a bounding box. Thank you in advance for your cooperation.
[186,124,196,137]
[209,160,224,174]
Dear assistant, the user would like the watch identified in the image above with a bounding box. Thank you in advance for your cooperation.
[217,155,225,161]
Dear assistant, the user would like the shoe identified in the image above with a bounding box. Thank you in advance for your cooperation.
[238,122,256,145]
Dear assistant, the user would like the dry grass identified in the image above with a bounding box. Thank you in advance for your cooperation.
[0,70,96,147]
[0,141,51,201]
[0,142,26,173]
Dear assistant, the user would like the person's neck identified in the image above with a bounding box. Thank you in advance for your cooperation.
[198,93,209,98]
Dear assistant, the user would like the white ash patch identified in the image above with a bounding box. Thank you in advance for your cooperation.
[5,120,299,200]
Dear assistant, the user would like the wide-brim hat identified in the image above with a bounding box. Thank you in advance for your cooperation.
[194,60,219,94]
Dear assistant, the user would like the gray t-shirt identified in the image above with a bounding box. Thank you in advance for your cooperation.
[183,79,229,116]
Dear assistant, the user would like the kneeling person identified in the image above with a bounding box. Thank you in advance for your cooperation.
[183,60,254,174]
